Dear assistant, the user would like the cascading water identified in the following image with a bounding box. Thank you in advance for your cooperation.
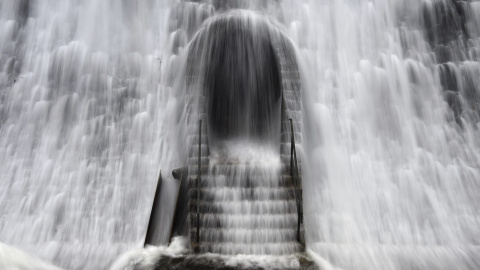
[202,143,299,255]
[0,1,178,269]
[295,0,480,269]
[1,0,480,270]
[181,11,302,256]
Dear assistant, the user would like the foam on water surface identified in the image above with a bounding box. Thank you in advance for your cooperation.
[0,242,64,270]
[111,237,303,270]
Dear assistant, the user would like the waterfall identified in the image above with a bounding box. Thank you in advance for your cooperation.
[0,1,178,269]
[1,0,480,269]
[179,10,301,256]
[200,142,299,255]
[296,0,480,269]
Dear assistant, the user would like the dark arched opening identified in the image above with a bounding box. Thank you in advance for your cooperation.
[189,12,282,145]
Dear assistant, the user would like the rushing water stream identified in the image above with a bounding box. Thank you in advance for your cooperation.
[1,0,480,269]
[200,142,300,255]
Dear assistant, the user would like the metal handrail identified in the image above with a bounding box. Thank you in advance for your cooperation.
[196,119,201,246]
[289,119,303,242]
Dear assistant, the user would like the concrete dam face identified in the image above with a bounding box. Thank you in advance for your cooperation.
[3,0,480,269]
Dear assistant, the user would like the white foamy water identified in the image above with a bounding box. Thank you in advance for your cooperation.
[110,237,189,270]
[0,242,64,270]
[0,1,182,269]
[111,236,301,270]
[291,0,480,269]
[1,0,480,269]
[198,142,300,255]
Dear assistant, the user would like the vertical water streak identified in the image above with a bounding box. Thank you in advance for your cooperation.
[0,1,185,269]
[200,143,300,255]
[2,0,480,269]
[285,0,480,268]
[182,11,300,255]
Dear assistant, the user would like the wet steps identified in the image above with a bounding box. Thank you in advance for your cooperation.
[191,241,302,255]
[189,163,303,255]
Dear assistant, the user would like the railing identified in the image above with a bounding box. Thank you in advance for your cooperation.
[192,118,301,247]
[196,119,202,247]
[289,118,303,243]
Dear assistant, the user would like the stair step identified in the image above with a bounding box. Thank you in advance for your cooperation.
[191,241,302,255]
[190,213,298,229]
[189,199,298,214]
[188,175,302,188]
[190,228,298,243]
[188,187,301,201]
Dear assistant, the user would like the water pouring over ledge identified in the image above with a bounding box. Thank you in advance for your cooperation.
[167,9,304,256]
[0,0,480,269]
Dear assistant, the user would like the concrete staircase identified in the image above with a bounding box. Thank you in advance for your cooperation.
[189,161,303,255]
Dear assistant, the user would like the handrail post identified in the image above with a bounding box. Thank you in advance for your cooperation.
[289,119,302,242]
[196,119,201,247]
[290,123,294,179]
